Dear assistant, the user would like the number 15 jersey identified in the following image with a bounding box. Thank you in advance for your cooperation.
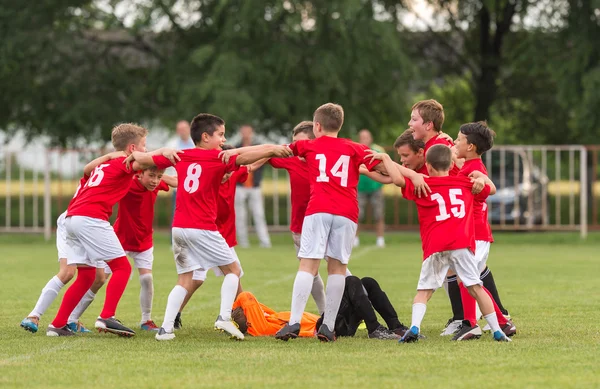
[289,137,380,223]
[153,149,239,230]
[403,176,491,260]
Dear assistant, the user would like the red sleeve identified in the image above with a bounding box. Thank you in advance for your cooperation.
[225,154,240,173]
[474,184,492,201]
[401,178,416,201]
[288,141,308,157]
[356,144,381,171]
[152,155,174,169]
[269,158,288,169]
[234,166,249,183]
[156,180,170,193]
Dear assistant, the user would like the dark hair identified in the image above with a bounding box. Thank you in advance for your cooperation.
[314,103,344,132]
[190,113,225,145]
[394,129,425,152]
[459,121,496,155]
[426,144,453,171]
[231,307,248,334]
[221,144,235,151]
[293,121,314,139]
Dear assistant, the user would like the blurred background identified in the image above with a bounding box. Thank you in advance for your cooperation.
[1,0,599,238]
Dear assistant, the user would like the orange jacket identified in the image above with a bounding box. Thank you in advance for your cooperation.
[232,291,319,337]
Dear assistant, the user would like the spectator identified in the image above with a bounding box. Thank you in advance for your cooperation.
[171,120,195,221]
[355,129,386,248]
[235,125,271,248]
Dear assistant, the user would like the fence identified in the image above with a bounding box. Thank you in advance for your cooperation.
[0,145,596,240]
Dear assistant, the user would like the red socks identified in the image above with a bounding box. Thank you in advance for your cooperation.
[459,282,508,327]
[99,256,131,319]
[51,266,95,328]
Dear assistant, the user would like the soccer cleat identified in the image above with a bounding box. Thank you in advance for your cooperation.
[214,315,244,340]
[501,320,517,337]
[317,324,336,342]
[440,318,462,336]
[399,326,420,343]
[483,314,511,331]
[391,323,410,337]
[20,317,39,333]
[46,324,75,337]
[67,321,91,333]
[275,322,301,341]
[155,327,175,341]
[368,325,401,340]
[174,312,182,330]
[95,317,136,337]
[452,322,483,341]
[493,330,512,342]
[140,320,160,332]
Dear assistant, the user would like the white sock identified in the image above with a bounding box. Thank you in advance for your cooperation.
[376,236,385,246]
[139,273,154,323]
[289,271,314,325]
[311,274,326,315]
[345,268,353,277]
[68,289,96,324]
[29,276,64,318]
[483,312,501,333]
[323,274,345,332]
[410,303,427,330]
[218,273,239,321]
[162,285,187,333]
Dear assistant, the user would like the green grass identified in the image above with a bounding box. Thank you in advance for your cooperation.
[1,232,599,388]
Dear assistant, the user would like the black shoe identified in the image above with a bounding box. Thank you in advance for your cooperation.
[174,313,182,330]
[368,325,401,340]
[399,326,420,343]
[46,324,75,337]
[275,322,300,341]
[317,324,336,342]
[452,321,482,341]
[95,317,136,337]
[391,323,410,337]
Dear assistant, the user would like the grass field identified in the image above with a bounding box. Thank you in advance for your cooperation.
[1,232,599,388]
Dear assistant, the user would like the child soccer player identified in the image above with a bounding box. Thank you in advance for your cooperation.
[20,151,124,334]
[125,113,292,341]
[451,121,515,340]
[274,103,427,342]
[370,144,511,342]
[46,123,180,337]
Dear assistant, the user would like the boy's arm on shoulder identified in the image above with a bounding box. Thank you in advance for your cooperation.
[235,145,292,165]
[161,174,177,188]
[84,151,126,176]
[360,165,392,184]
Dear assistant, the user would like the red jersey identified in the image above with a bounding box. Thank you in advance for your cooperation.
[69,175,90,209]
[269,157,310,234]
[417,137,460,176]
[67,157,135,221]
[289,137,380,223]
[153,148,239,230]
[113,178,170,252]
[458,159,494,243]
[217,167,248,247]
[402,176,491,260]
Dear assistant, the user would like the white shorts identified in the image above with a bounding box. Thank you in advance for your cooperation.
[292,232,301,256]
[172,227,235,275]
[126,248,154,270]
[64,216,126,267]
[97,261,112,274]
[475,241,491,272]
[56,212,68,260]
[298,213,357,264]
[191,248,243,281]
[417,248,483,290]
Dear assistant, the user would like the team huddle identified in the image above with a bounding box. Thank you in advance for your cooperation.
[20,99,516,343]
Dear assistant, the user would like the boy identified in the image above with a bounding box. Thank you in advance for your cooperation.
[274,103,426,342]
[452,121,515,340]
[370,145,511,342]
[125,113,292,341]
[46,123,180,337]
[20,151,124,334]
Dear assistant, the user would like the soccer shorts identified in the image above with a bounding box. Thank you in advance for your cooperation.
[475,240,491,272]
[56,212,68,260]
[292,232,301,257]
[64,216,126,267]
[358,190,384,222]
[212,248,244,278]
[298,213,357,264]
[417,248,482,290]
[172,227,235,275]
[125,247,154,270]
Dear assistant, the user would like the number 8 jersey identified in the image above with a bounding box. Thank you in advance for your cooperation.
[402,176,491,261]
[152,149,239,230]
[288,137,380,223]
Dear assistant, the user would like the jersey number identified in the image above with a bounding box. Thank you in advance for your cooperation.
[431,189,465,221]
[183,163,202,194]
[315,154,350,187]
[86,164,110,188]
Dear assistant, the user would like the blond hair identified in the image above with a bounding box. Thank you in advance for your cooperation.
[292,121,315,139]
[412,99,445,132]
[111,123,148,151]
[314,103,344,132]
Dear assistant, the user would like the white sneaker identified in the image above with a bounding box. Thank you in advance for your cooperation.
[440,319,462,336]
[353,237,360,248]
[155,327,175,341]
[376,237,385,248]
[215,316,244,340]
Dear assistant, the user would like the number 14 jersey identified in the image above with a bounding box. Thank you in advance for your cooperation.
[153,149,239,230]
[289,137,380,223]
[402,176,491,260]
